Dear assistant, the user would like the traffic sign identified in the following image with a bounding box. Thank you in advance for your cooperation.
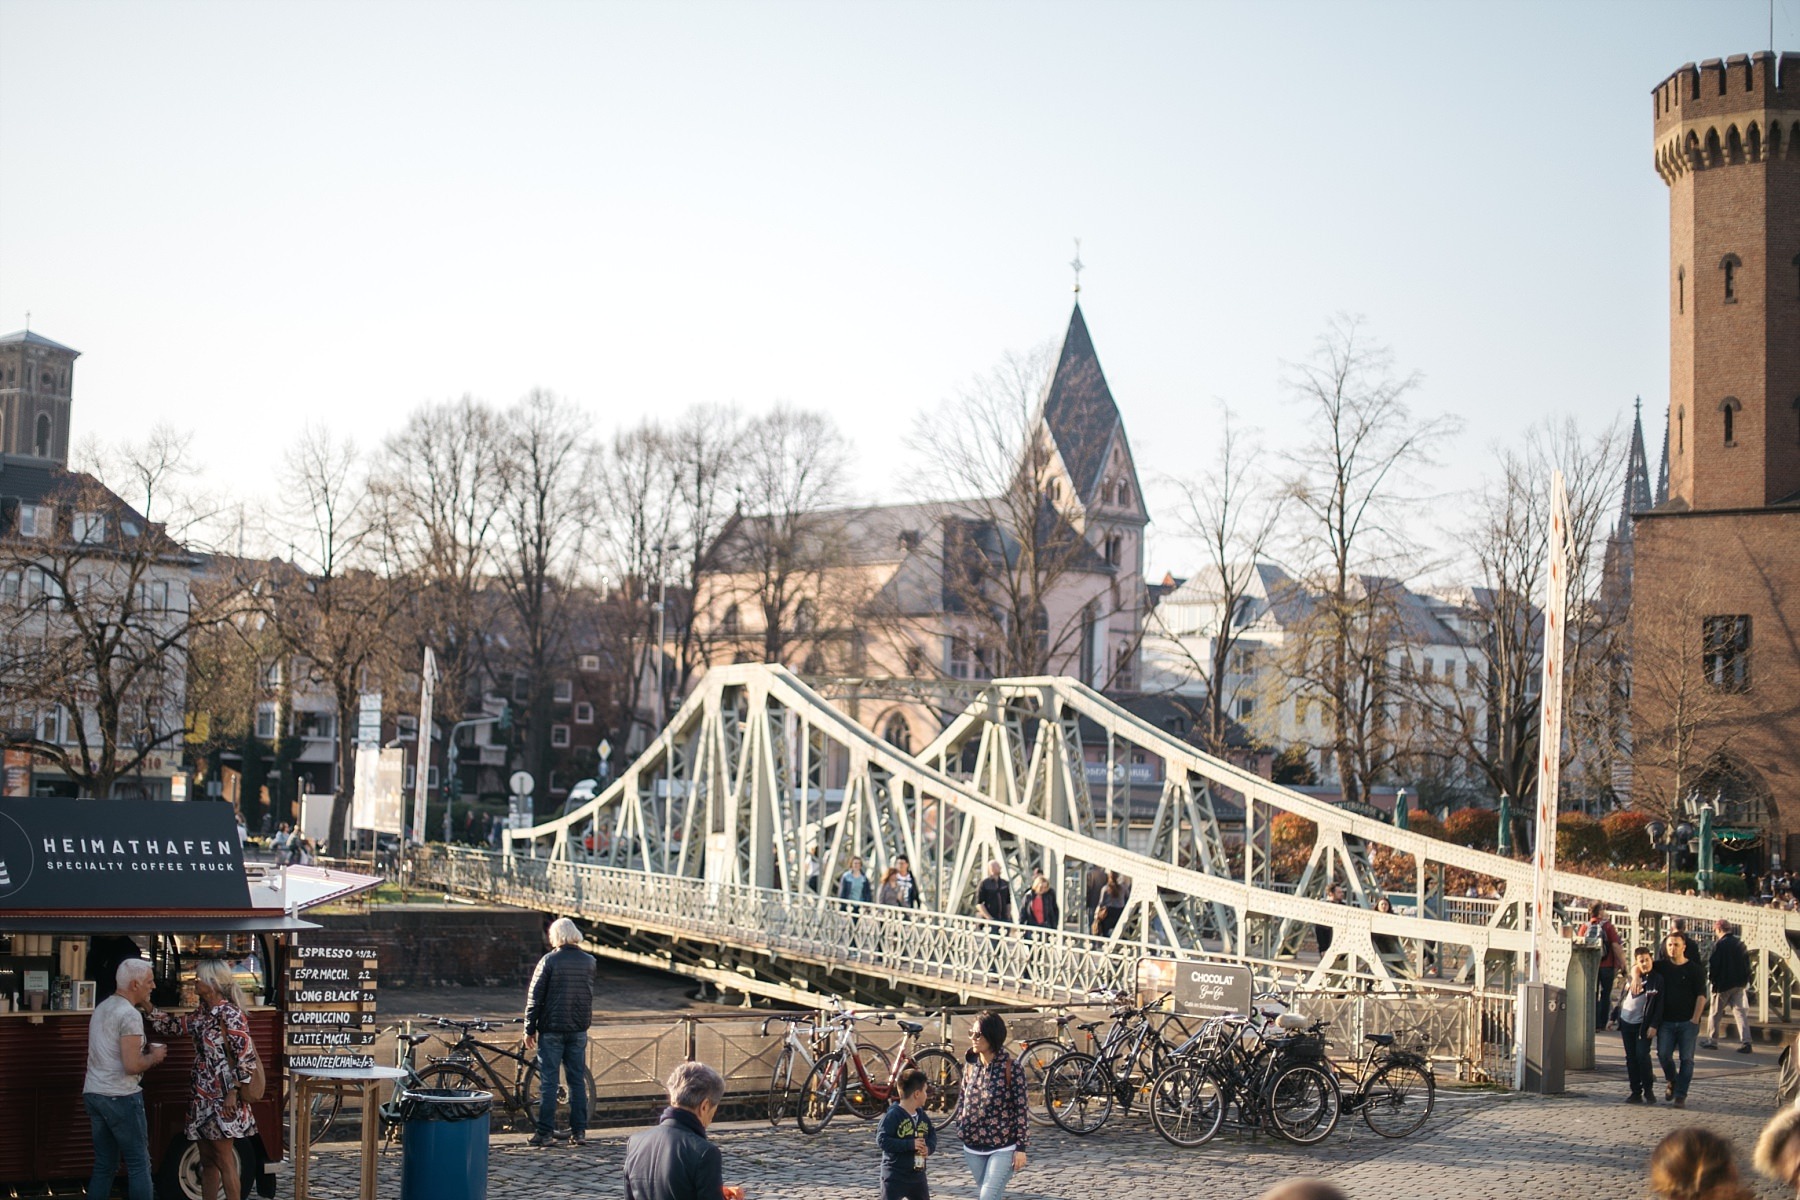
[509,770,534,797]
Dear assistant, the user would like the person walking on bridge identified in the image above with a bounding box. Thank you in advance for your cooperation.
[523,916,596,1146]
[1701,918,1753,1054]
[1653,930,1709,1108]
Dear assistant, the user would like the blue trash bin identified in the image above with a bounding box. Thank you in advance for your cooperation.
[400,1088,492,1200]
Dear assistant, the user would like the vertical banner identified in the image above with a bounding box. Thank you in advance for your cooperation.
[411,647,436,846]
[1531,470,1571,983]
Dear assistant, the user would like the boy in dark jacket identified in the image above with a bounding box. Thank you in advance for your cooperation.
[1618,945,1664,1103]
[877,1069,937,1200]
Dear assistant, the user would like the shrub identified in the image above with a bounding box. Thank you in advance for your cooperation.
[1442,807,1498,852]
[1269,812,1318,880]
[1557,812,1609,866]
[1400,809,1445,841]
[1602,810,1658,867]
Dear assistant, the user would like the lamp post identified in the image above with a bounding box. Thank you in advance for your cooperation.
[1646,818,1695,892]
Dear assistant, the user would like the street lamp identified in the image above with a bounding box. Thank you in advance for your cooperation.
[1646,818,1695,892]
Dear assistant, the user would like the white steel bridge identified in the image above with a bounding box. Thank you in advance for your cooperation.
[415,664,1800,1017]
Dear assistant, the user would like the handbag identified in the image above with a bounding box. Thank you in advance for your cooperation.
[220,1008,267,1103]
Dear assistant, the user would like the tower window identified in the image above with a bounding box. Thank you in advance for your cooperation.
[1678,266,1685,314]
[720,604,740,635]
[1720,254,1740,303]
[34,413,50,457]
[1678,406,1686,454]
[1720,397,1741,446]
[1701,615,1751,692]
[1104,534,1123,566]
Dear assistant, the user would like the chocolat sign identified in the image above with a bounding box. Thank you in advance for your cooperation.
[0,798,251,910]
[1171,960,1254,1018]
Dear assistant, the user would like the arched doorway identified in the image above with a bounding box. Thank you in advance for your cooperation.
[1693,753,1777,877]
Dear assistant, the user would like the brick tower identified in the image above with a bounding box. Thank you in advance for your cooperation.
[1632,53,1800,863]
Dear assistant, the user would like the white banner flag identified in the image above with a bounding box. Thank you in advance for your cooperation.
[1531,470,1571,982]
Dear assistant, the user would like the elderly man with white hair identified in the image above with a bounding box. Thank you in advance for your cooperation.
[83,957,168,1200]
[522,916,596,1147]
[624,1062,745,1200]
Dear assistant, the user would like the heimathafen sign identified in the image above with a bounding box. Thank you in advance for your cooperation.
[0,798,250,910]
[1171,959,1254,1018]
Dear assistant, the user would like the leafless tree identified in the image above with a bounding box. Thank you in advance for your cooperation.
[0,429,235,798]
[708,403,850,667]
[262,427,411,853]
[493,389,598,789]
[1279,316,1459,806]
[1156,403,1283,753]
[374,397,506,729]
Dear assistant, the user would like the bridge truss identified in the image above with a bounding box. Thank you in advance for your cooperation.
[467,665,1799,1015]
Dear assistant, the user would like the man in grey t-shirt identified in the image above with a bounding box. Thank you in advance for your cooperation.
[83,959,166,1200]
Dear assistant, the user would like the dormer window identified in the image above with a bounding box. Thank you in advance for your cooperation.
[72,512,105,544]
[16,504,49,538]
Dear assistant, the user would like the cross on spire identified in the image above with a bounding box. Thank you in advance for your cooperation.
[1069,239,1084,296]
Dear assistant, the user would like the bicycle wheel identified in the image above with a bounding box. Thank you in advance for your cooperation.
[1149,1063,1225,1149]
[306,1086,343,1144]
[1044,1051,1114,1135]
[515,1061,573,1134]
[1265,1062,1340,1146]
[910,1048,963,1125]
[1359,1062,1434,1138]
[1018,1040,1065,1127]
[797,1052,845,1135]
[767,1045,803,1126]
[843,1055,887,1122]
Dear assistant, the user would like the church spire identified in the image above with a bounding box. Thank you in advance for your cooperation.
[1616,397,1654,541]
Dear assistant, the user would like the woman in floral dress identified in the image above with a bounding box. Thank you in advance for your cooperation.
[148,959,258,1200]
[958,1010,1029,1200]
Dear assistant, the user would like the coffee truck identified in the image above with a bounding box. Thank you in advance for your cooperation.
[0,799,376,1199]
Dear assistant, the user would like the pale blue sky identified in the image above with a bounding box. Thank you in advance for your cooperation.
[0,0,1787,574]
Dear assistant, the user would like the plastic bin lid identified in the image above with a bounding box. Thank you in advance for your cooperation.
[399,1089,494,1121]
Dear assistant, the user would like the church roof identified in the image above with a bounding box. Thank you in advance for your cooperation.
[0,329,80,355]
[1040,304,1124,502]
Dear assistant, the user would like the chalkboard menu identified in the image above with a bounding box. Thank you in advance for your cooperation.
[284,946,378,1069]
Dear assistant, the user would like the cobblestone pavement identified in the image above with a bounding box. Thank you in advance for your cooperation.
[302,1040,1793,1199]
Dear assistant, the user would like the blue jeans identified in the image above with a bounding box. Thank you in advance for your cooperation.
[964,1148,1016,1200]
[1658,1019,1699,1100]
[84,1092,152,1200]
[537,1030,589,1137]
[1620,1021,1655,1098]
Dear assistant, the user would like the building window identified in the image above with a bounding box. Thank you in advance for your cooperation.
[254,704,278,740]
[903,646,924,675]
[71,512,105,543]
[1104,534,1123,566]
[1701,615,1751,692]
[1678,406,1685,454]
[801,650,825,675]
[34,413,50,457]
[298,711,335,740]
[579,653,600,672]
[1466,661,1479,688]
[882,713,912,753]
[574,702,594,724]
[948,636,972,680]
[793,600,817,634]
[1720,396,1740,446]
[511,674,530,702]
[1720,253,1740,303]
[397,715,418,740]
[16,504,48,538]
[136,580,168,613]
[1419,658,1433,680]
[553,678,573,703]
[1236,697,1256,719]
[1678,266,1685,314]
[721,604,740,635]
[551,724,571,748]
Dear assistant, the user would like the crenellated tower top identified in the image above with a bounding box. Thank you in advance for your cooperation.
[1653,52,1800,184]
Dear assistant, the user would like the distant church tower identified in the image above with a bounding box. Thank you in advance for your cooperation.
[0,329,79,465]
[1035,304,1149,689]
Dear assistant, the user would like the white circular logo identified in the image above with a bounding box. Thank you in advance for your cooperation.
[0,809,35,901]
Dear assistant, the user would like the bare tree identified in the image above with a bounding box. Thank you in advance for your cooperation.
[493,389,598,789]
[263,427,410,853]
[1280,316,1459,806]
[374,397,506,729]
[0,430,232,798]
[708,404,850,666]
[1156,403,1283,753]
[595,419,679,743]
[665,404,744,693]
[898,345,1127,680]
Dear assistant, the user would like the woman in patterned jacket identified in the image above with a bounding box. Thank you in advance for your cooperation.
[148,959,260,1200]
[959,1010,1029,1200]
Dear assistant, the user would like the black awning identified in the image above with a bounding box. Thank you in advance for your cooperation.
[0,913,319,933]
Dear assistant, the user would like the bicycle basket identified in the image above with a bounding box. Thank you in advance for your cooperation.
[1272,1031,1328,1061]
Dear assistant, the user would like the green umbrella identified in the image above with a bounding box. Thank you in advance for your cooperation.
[1394,791,1410,831]
[1496,793,1513,857]
[1697,803,1715,894]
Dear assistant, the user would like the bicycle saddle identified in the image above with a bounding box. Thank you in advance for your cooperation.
[1077,1021,1103,1033]
[401,1031,434,1046]
[896,1020,923,1035]
[1363,1033,1395,1046]
[1274,1013,1311,1031]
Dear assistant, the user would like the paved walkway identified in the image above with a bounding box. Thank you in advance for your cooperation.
[301,1038,1793,1199]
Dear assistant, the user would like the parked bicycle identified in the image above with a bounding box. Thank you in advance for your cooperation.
[411,1014,575,1135]
[1016,1009,1094,1127]
[306,1021,463,1146]
[1147,1006,1340,1147]
[761,1012,829,1126]
[1041,991,1192,1134]
[1333,1031,1435,1137]
[797,1011,962,1134]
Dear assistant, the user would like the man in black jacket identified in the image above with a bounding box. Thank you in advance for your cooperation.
[624,1062,744,1200]
[1702,918,1754,1053]
[523,916,596,1146]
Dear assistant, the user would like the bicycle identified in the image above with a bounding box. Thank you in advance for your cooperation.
[761,1012,829,1126]
[1333,1032,1436,1137]
[414,1014,576,1135]
[1041,991,1191,1135]
[1147,1008,1340,1148]
[797,1012,962,1134]
[1016,1009,1094,1127]
[305,1022,463,1146]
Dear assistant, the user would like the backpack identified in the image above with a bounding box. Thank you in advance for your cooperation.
[1585,920,1622,970]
